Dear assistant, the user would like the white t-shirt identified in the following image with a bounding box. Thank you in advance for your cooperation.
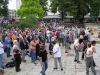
[74,39,79,46]
[0,42,4,54]
[53,44,61,58]
[86,48,93,57]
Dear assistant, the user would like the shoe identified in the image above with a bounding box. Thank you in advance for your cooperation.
[61,68,63,71]
[77,61,81,63]
[74,60,77,62]
[65,52,69,53]
[53,68,57,69]
[22,60,26,62]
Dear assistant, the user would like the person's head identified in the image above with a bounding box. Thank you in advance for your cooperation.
[87,42,91,48]
[51,41,56,46]
[0,68,4,75]
[13,40,18,45]
[91,40,96,46]
[40,45,45,51]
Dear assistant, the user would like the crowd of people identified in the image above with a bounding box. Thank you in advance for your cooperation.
[0,22,98,75]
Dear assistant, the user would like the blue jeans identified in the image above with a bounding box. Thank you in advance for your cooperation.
[0,54,4,68]
[42,60,48,75]
[30,52,36,63]
[6,47,11,57]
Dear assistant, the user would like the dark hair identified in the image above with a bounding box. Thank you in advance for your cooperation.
[51,41,56,44]
[91,40,96,45]
[40,45,45,50]
[87,42,91,48]
[84,36,88,40]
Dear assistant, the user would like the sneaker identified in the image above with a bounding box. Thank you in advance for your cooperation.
[53,68,57,69]
[74,60,77,62]
[77,61,81,63]
[61,68,63,71]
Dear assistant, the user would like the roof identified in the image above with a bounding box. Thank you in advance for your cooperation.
[43,15,60,19]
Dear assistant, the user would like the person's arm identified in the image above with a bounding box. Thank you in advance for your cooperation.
[92,47,96,53]
[39,57,43,68]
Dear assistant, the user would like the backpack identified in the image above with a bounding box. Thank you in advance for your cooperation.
[5,61,15,68]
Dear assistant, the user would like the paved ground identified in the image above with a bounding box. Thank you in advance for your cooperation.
[3,43,100,75]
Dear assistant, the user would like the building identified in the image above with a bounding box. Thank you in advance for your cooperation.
[8,0,21,18]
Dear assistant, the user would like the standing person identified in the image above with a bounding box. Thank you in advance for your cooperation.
[0,40,4,68]
[74,36,81,63]
[13,40,21,72]
[51,41,63,70]
[5,34,12,57]
[30,39,36,64]
[39,45,48,75]
[35,38,40,60]
[68,31,73,49]
[19,36,26,62]
[91,40,98,68]
[81,36,89,60]
[64,32,69,53]
[85,42,96,75]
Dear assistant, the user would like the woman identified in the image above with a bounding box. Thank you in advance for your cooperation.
[85,42,96,75]
[30,39,36,64]
[35,38,40,60]
[39,45,48,75]
[81,36,89,60]
[13,40,21,72]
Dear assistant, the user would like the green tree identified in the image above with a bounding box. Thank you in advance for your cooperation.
[39,0,48,15]
[0,0,8,17]
[16,0,44,18]
[90,0,100,22]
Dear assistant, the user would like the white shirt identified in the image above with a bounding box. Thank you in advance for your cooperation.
[86,48,93,57]
[53,44,61,58]
[85,29,90,35]
[74,39,79,46]
[0,42,4,54]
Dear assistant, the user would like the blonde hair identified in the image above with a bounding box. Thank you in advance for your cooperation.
[13,40,18,45]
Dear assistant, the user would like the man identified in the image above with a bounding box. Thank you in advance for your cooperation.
[51,41,63,70]
[0,68,4,75]
[64,32,69,53]
[0,39,4,68]
[5,34,12,57]
[74,36,81,63]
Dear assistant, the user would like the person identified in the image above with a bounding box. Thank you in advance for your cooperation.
[39,45,48,75]
[51,41,63,70]
[30,39,36,64]
[0,68,4,75]
[81,36,89,60]
[0,40,4,68]
[74,36,81,63]
[35,38,40,60]
[13,40,21,72]
[64,32,69,53]
[91,40,98,69]
[5,34,12,57]
[85,42,96,75]
[19,36,26,62]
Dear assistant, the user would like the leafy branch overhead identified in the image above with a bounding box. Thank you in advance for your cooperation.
[50,0,100,22]
[16,0,44,18]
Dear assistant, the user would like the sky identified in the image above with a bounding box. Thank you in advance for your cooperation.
[8,0,16,10]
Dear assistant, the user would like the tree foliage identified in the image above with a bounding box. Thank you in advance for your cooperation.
[39,0,48,15]
[50,0,100,23]
[16,0,44,18]
[0,0,8,17]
